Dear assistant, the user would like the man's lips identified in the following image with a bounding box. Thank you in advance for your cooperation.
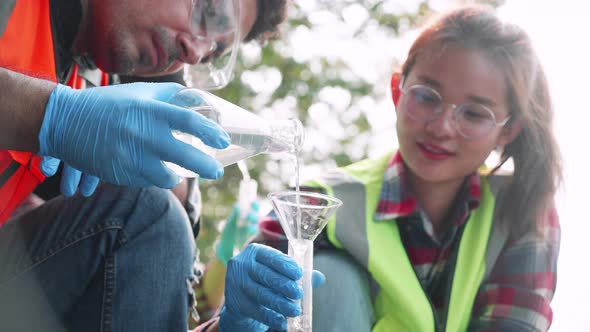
[151,33,169,72]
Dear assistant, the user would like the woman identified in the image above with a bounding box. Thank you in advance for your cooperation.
[256,5,562,331]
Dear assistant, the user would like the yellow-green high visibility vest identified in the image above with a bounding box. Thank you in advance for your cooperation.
[305,151,510,332]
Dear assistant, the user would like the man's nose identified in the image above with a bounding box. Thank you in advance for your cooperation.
[177,34,217,65]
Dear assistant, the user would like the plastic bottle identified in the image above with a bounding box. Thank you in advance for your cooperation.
[166,88,304,177]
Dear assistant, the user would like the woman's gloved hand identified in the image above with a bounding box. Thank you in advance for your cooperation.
[216,202,260,266]
[38,82,230,189]
[219,243,326,332]
[40,156,100,197]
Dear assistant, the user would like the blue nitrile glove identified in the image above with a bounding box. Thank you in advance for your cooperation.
[38,83,230,188]
[216,202,260,265]
[40,156,100,197]
[219,243,326,332]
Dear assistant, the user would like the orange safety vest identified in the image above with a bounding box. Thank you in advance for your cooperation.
[0,0,108,225]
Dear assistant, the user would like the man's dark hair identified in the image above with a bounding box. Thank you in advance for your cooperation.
[244,0,288,43]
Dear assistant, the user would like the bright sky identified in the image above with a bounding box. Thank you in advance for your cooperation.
[280,0,590,330]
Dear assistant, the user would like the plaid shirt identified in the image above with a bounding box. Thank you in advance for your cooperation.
[257,151,560,332]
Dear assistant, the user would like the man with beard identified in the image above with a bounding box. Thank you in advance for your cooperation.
[0,1,319,331]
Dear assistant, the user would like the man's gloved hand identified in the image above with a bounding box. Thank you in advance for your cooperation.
[38,83,230,189]
[40,156,100,197]
[219,243,326,332]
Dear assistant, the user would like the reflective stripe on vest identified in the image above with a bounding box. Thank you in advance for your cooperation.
[306,151,508,332]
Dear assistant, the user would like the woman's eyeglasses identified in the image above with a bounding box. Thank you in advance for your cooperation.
[399,82,510,139]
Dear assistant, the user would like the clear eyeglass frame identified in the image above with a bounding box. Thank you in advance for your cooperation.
[398,78,511,139]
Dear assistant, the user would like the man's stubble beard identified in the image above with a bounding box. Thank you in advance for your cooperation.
[111,27,179,76]
[111,30,135,75]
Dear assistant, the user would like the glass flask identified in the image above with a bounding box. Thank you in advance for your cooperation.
[166,88,304,177]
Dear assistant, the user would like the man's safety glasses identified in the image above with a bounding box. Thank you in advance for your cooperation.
[187,0,241,90]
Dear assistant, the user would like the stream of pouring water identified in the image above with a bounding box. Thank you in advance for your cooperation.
[294,148,302,241]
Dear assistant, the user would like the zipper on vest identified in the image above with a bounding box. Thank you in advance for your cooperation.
[440,224,467,332]
[429,292,443,332]
[408,262,442,332]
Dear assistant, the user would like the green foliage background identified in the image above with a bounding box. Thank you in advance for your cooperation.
[194,0,503,264]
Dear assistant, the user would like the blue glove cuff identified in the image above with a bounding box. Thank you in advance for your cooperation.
[38,84,70,156]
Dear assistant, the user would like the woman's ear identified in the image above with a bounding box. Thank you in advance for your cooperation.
[498,118,524,147]
[390,72,402,107]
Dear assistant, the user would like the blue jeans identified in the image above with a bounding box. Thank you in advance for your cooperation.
[312,250,374,332]
[0,184,197,332]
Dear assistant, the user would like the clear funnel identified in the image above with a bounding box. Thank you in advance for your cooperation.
[268,191,342,332]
